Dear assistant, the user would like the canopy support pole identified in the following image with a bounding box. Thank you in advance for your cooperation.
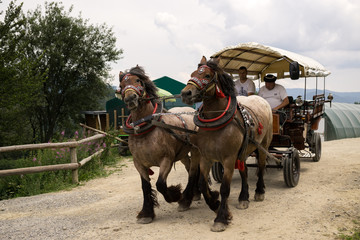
[304,77,307,100]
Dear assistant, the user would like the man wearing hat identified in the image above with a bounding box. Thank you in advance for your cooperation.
[258,74,289,111]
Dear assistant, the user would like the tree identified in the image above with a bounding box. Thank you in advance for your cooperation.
[22,2,122,142]
[0,1,45,146]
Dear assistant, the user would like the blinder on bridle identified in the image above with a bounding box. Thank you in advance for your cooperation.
[187,64,218,98]
[115,73,146,101]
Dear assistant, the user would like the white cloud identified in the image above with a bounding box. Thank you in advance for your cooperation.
[154,12,177,30]
[1,0,360,92]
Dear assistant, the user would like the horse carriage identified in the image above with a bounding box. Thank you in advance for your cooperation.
[208,42,333,187]
[117,42,332,232]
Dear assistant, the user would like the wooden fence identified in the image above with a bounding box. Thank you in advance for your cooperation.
[0,134,106,184]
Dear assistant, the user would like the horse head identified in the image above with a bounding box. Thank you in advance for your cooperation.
[118,66,158,111]
[181,56,235,105]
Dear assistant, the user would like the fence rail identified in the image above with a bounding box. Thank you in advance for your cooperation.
[0,134,106,183]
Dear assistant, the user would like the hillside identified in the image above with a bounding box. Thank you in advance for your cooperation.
[110,85,359,104]
[285,88,359,104]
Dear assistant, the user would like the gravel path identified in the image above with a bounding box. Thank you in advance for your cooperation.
[1,138,359,240]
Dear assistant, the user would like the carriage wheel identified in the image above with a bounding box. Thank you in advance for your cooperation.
[211,162,224,183]
[283,148,300,187]
[118,141,129,156]
[311,133,322,162]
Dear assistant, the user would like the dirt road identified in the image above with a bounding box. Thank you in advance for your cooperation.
[1,138,359,240]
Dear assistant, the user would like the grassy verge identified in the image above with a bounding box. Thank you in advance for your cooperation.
[0,134,129,200]
[337,219,360,240]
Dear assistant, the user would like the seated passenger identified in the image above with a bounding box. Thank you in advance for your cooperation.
[234,66,255,96]
[258,74,289,111]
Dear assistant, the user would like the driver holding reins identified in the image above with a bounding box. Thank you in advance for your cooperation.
[258,74,289,111]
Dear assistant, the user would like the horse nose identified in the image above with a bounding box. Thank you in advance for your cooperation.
[181,89,192,99]
[181,89,193,105]
[124,93,138,109]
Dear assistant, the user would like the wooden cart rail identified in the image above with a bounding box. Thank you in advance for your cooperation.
[0,134,106,184]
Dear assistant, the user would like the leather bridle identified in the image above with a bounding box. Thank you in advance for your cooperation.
[187,65,218,99]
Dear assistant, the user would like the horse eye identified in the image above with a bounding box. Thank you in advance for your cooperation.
[205,74,211,79]
[136,79,141,83]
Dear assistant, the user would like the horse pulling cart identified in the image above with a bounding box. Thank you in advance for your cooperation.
[116,43,332,232]
[209,42,333,187]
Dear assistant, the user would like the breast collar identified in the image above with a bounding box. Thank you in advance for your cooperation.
[123,102,163,136]
[194,96,237,131]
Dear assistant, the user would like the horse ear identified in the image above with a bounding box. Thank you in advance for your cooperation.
[212,57,220,66]
[200,56,207,65]
[119,71,124,80]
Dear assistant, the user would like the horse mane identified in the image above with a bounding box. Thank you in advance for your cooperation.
[202,58,236,97]
[120,66,160,104]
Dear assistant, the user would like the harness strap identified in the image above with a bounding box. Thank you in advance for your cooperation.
[235,114,249,165]
[151,113,196,147]
[194,96,237,130]
[248,138,282,164]
[123,102,163,135]
[235,104,281,165]
[151,120,197,134]
[156,120,194,147]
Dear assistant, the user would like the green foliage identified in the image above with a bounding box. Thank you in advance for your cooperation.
[0,1,123,145]
[23,2,122,142]
[0,1,46,146]
[338,220,360,240]
[0,131,124,200]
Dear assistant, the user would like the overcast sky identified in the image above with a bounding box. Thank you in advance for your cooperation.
[2,0,360,92]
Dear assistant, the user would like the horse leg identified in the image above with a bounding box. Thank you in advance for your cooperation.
[237,164,250,209]
[178,155,200,211]
[137,176,159,224]
[254,150,266,201]
[199,162,220,212]
[156,160,182,203]
[212,163,234,232]
[179,153,201,199]
[187,152,202,201]
[192,167,202,201]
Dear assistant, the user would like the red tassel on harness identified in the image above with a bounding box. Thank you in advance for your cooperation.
[258,122,263,135]
[235,159,245,171]
[215,85,225,98]
[148,168,154,175]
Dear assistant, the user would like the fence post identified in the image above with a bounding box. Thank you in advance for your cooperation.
[70,146,79,184]
[114,110,117,129]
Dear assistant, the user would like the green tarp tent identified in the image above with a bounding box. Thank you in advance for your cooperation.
[153,76,186,95]
[324,103,360,141]
[153,76,191,109]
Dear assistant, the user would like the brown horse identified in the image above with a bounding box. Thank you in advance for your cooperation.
[180,56,273,232]
[119,66,200,224]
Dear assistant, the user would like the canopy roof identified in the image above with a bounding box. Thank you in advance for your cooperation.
[210,42,331,81]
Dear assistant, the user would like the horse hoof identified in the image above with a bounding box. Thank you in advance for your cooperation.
[177,205,190,212]
[236,200,249,209]
[211,222,227,232]
[137,217,153,224]
[254,193,265,201]
[193,194,201,201]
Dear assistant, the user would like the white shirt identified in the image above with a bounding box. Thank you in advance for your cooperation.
[234,79,255,96]
[258,84,288,109]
